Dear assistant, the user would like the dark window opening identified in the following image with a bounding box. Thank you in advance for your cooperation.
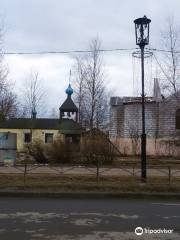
[176,109,180,129]
[24,133,31,143]
[65,134,80,151]
[45,133,53,143]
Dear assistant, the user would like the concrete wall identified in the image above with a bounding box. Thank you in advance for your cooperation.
[110,96,180,156]
[110,99,159,138]
[111,137,180,156]
[123,103,158,138]
[0,129,63,152]
[158,98,178,137]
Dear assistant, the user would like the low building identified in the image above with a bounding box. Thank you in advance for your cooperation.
[0,84,83,163]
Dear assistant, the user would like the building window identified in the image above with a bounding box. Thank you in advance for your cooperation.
[45,133,53,143]
[0,133,8,140]
[176,109,180,129]
[24,133,31,143]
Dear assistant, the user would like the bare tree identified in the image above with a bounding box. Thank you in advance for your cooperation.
[0,26,19,122]
[0,88,18,121]
[49,107,58,118]
[153,17,180,154]
[21,71,46,118]
[73,38,109,130]
[73,57,86,125]
[157,17,180,99]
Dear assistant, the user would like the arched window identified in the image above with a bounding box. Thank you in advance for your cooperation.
[176,109,180,129]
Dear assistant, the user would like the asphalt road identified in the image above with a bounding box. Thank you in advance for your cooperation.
[0,197,180,239]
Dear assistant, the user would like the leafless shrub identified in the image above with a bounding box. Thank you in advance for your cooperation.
[125,120,140,156]
[26,137,72,164]
[159,137,180,157]
[26,140,48,164]
[46,138,71,164]
[81,130,115,166]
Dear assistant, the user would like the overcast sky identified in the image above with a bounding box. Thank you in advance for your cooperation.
[1,0,180,117]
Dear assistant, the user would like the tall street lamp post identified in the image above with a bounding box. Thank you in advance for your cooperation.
[134,16,151,183]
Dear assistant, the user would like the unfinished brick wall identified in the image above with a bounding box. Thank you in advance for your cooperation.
[109,96,180,156]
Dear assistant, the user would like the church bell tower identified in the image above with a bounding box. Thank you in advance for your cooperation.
[59,84,78,122]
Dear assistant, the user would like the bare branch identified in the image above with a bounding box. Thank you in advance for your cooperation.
[73,38,109,130]
[21,70,46,118]
[158,17,180,99]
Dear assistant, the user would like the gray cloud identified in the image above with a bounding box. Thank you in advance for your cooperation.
[2,0,180,51]
[1,0,180,115]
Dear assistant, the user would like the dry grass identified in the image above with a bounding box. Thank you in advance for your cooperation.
[114,156,180,167]
[0,174,180,193]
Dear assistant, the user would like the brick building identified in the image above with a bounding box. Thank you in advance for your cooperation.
[109,79,180,156]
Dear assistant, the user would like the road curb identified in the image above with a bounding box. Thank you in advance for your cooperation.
[0,190,180,200]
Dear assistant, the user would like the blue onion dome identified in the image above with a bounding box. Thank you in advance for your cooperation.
[65,84,73,96]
